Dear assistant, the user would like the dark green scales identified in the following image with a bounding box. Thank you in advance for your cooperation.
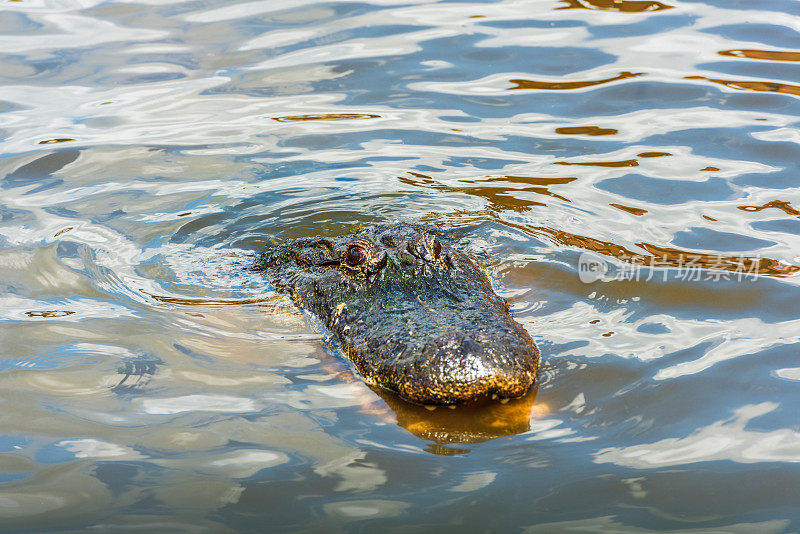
[253,224,540,405]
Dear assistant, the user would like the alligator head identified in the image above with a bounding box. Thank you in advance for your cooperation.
[253,224,540,406]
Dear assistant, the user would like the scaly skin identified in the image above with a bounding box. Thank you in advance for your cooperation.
[253,224,540,406]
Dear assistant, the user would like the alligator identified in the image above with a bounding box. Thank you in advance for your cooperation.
[252,223,540,406]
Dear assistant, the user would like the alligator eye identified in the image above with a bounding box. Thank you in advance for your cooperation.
[345,245,367,267]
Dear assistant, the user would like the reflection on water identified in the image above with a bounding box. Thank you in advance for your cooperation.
[557,0,674,12]
[719,49,800,62]
[509,71,645,91]
[686,75,800,98]
[272,113,382,122]
[555,125,619,136]
[376,388,543,455]
[739,199,800,217]
[2,0,800,530]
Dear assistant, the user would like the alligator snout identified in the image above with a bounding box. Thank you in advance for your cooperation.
[387,330,539,405]
[255,223,541,406]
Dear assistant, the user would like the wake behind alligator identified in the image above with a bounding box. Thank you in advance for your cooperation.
[253,223,540,406]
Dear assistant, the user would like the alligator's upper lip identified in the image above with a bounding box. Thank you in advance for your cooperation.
[352,327,539,406]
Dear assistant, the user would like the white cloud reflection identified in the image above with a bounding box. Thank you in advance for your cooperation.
[594,403,800,468]
[153,449,289,479]
[141,394,258,415]
[58,438,145,460]
[449,470,496,493]
[526,516,789,534]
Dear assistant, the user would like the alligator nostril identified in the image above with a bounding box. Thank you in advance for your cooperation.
[431,236,441,260]
[408,233,442,262]
[371,250,388,273]
[380,234,400,247]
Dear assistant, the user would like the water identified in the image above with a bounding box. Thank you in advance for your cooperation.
[1,0,800,531]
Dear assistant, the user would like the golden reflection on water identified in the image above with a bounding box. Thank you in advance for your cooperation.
[24,310,75,318]
[399,172,574,212]
[38,138,75,145]
[554,158,639,168]
[508,71,645,91]
[738,199,800,217]
[142,290,283,306]
[557,0,673,12]
[555,126,618,136]
[686,76,800,98]
[719,50,800,62]
[52,226,74,238]
[480,175,576,203]
[609,203,647,216]
[375,388,545,455]
[271,113,381,122]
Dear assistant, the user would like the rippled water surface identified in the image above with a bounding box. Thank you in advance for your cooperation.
[2,0,800,531]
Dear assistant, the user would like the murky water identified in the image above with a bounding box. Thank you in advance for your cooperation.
[2,0,800,531]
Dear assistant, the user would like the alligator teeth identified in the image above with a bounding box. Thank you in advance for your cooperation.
[447,405,456,410]
[499,397,509,404]
[424,405,437,411]
[491,393,498,400]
